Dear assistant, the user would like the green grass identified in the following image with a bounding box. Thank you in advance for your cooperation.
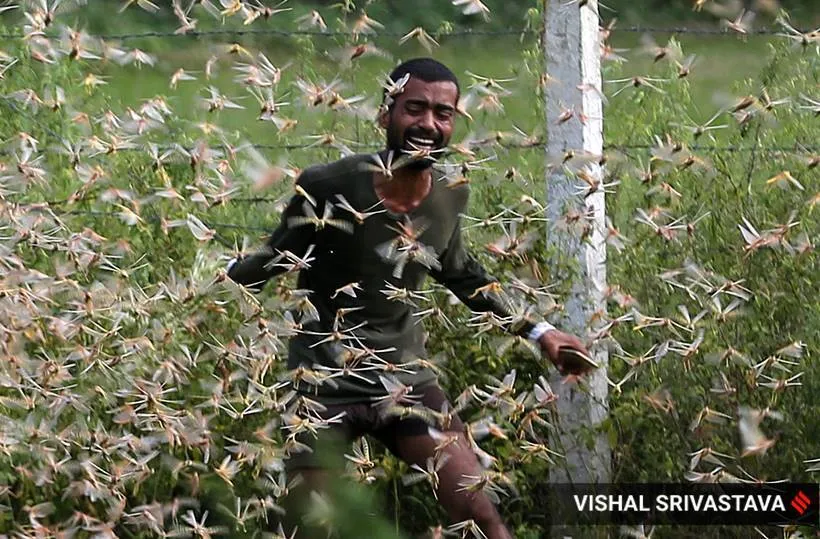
[85,29,777,229]
[608,33,774,108]
[91,31,774,144]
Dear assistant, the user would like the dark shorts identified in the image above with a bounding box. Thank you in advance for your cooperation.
[285,381,464,470]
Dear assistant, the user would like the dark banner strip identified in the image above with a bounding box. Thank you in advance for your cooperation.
[547,483,819,526]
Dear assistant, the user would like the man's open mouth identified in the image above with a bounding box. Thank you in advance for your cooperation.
[404,133,441,151]
[407,136,436,148]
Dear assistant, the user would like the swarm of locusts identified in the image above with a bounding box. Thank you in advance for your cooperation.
[0,0,816,537]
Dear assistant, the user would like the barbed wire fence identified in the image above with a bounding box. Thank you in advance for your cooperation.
[2,15,815,265]
[3,17,816,249]
[0,22,812,41]
[1,16,811,339]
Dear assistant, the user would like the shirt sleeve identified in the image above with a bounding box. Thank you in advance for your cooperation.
[226,179,317,292]
[430,217,536,338]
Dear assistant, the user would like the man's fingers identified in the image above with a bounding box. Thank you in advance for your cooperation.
[568,340,590,356]
[541,330,595,375]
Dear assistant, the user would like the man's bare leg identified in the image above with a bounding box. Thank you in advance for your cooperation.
[392,432,514,539]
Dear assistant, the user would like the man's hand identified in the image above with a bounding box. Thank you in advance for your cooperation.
[537,329,596,377]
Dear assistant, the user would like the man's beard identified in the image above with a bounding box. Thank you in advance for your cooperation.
[386,123,445,171]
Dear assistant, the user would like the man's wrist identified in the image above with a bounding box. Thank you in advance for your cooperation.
[528,321,556,342]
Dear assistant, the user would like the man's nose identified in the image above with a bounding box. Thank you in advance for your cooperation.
[416,110,436,132]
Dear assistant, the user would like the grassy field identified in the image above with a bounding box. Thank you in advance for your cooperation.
[82,27,785,247]
[97,31,775,144]
[84,27,779,235]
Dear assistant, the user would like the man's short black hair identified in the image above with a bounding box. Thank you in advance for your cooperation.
[383,57,460,107]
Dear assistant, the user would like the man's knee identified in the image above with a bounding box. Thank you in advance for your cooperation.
[440,472,503,529]
[462,490,502,527]
[453,492,513,539]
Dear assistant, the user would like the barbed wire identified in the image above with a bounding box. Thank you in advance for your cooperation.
[35,207,276,243]
[2,141,815,160]
[613,24,797,36]
[0,24,804,42]
[0,4,815,532]
[604,142,818,154]
[68,141,820,154]
[48,141,820,154]
[0,27,532,41]
[246,142,820,154]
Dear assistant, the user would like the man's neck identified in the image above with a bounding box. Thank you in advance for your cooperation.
[373,167,433,214]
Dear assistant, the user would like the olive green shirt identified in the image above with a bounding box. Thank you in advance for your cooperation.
[227,153,535,403]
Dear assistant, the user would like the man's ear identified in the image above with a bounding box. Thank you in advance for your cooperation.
[377,107,389,129]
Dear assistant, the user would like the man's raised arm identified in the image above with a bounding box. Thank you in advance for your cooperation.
[430,219,594,376]
[227,178,317,292]
[429,217,539,337]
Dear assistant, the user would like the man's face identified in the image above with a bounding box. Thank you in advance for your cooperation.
[379,77,458,170]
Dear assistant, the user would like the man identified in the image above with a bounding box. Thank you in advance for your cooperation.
[227,57,594,539]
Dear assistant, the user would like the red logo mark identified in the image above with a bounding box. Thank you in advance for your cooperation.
[790,491,811,515]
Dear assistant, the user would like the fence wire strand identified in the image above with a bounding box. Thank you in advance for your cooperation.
[0,23,810,42]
